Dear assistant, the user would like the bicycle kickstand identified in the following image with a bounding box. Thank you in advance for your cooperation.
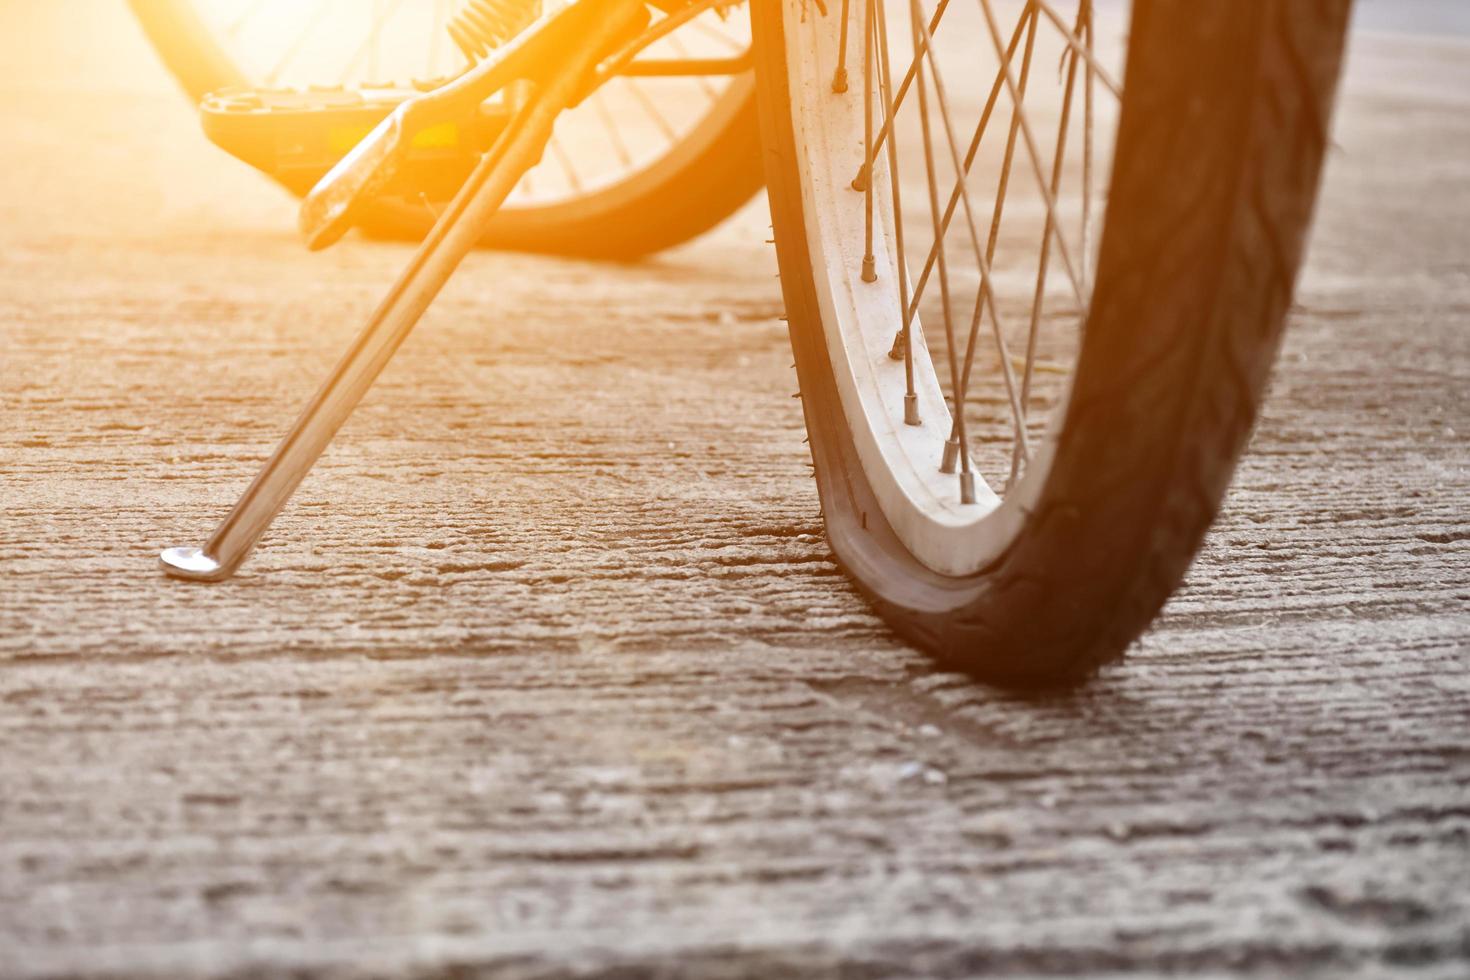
[159,0,649,582]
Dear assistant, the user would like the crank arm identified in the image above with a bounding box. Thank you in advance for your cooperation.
[160,0,649,583]
[300,0,651,251]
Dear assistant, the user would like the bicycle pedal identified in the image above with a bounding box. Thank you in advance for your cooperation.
[200,86,511,201]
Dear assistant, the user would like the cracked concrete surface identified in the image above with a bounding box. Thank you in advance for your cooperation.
[1,4,1468,978]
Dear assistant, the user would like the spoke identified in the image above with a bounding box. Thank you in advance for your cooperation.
[264,0,335,86]
[908,5,1030,465]
[340,0,410,83]
[690,17,747,52]
[873,0,918,425]
[369,0,383,80]
[591,89,635,169]
[852,0,951,190]
[225,0,270,39]
[902,5,1033,326]
[548,133,584,194]
[977,0,1087,311]
[702,9,751,50]
[834,0,852,91]
[666,32,719,98]
[622,77,679,142]
[1032,0,1121,98]
[977,5,1038,291]
[861,0,876,282]
[431,0,449,75]
[908,0,973,500]
[1010,1,1086,486]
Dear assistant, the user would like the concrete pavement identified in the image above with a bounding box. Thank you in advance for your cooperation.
[1,6,1467,977]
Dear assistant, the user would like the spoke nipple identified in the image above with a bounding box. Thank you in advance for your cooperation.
[861,255,877,283]
[904,393,921,427]
[959,472,978,506]
[887,329,906,361]
[831,67,848,93]
[851,167,868,193]
[940,438,961,474]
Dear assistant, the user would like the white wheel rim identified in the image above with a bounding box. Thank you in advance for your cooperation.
[779,0,1121,577]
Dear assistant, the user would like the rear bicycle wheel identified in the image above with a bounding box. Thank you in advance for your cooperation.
[128,0,763,258]
[754,0,1352,684]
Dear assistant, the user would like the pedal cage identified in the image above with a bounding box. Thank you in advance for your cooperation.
[200,85,512,202]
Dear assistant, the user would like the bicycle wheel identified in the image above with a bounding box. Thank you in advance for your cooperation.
[754,0,1352,685]
[128,0,763,258]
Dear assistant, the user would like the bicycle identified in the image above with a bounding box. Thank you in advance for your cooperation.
[128,0,763,257]
[134,0,1355,685]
